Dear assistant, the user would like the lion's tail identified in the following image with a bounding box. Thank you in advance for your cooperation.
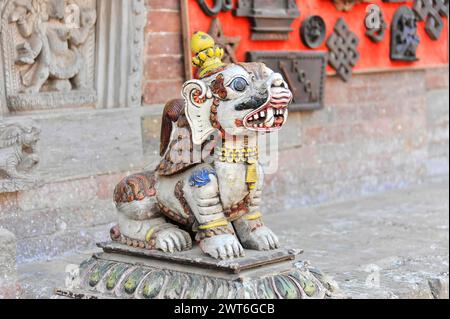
[160,99,185,156]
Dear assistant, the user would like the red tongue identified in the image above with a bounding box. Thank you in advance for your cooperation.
[274,117,284,125]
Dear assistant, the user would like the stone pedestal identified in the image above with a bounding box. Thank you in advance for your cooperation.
[55,242,339,299]
[0,228,18,299]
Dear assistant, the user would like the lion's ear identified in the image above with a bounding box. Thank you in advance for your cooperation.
[182,79,216,145]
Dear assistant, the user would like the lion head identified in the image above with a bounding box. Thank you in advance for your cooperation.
[183,32,292,146]
[0,123,40,151]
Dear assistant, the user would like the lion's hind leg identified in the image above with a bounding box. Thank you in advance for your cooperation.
[4,155,33,182]
[112,172,192,252]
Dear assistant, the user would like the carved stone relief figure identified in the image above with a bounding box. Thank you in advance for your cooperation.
[0,122,40,193]
[9,0,96,92]
[0,0,97,111]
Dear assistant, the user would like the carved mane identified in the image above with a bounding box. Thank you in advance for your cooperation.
[157,99,218,177]
[0,124,24,148]
[160,99,186,156]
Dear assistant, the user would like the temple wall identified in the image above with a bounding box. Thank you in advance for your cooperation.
[0,0,448,263]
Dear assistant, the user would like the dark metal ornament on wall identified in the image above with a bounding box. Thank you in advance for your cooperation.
[413,0,449,40]
[197,0,233,17]
[326,18,360,82]
[208,18,241,64]
[300,16,327,48]
[247,51,327,111]
[365,4,388,43]
[332,0,371,11]
[390,6,420,61]
[234,0,300,41]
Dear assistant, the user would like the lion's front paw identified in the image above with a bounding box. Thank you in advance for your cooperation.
[237,224,280,251]
[199,234,245,260]
[154,228,192,253]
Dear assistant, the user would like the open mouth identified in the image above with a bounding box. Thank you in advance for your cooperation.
[243,88,291,132]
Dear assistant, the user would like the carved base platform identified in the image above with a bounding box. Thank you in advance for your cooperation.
[55,242,339,299]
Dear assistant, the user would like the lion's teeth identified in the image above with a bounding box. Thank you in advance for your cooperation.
[260,111,265,118]
[254,114,259,120]
[265,117,275,127]
[264,108,275,127]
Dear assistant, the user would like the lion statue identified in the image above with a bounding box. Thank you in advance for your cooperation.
[0,123,40,191]
[111,32,292,260]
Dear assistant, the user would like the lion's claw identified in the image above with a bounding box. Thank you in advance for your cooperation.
[154,228,192,253]
[237,225,280,251]
[199,234,245,260]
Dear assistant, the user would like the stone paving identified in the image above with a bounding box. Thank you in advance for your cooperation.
[16,178,449,299]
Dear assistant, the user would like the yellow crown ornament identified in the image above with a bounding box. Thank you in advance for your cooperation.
[191,31,225,78]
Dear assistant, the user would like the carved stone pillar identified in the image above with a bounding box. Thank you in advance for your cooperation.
[95,0,147,108]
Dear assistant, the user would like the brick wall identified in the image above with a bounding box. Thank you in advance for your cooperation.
[264,67,449,212]
[143,0,185,105]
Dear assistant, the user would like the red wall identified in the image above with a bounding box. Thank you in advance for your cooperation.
[188,0,449,73]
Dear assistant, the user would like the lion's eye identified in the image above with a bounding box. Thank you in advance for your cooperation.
[231,77,248,92]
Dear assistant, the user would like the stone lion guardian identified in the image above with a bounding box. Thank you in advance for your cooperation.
[111,32,293,260]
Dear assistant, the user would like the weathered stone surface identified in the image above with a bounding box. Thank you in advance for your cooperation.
[267,179,449,299]
[31,109,156,182]
[426,89,449,178]
[0,192,17,216]
[16,225,112,263]
[0,228,18,299]
[16,179,449,299]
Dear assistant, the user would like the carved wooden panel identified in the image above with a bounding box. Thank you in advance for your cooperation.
[326,18,360,82]
[247,51,327,111]
[234,0,300,41]
[0,0,97,111]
